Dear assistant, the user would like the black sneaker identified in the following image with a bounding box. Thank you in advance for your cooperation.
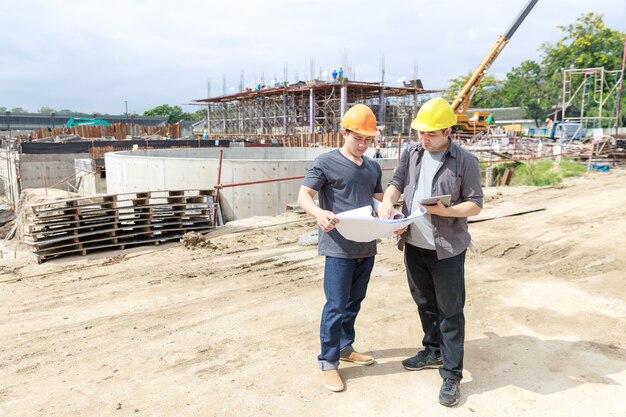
[401,350,442,371]
[439,378,460,407]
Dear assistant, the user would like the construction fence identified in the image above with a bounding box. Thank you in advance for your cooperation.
[28,122,184,140]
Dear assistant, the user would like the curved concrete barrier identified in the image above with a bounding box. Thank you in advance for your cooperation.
[105,147,398,221]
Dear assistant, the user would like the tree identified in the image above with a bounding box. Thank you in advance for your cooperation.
[541,12,625,74]
[10,107,27,113]
[539,12,626,118]
[445,73,504,108]
[143,104,191,124]
[190,108,207,122]
[499,60,549,126]
[38,106,57,114]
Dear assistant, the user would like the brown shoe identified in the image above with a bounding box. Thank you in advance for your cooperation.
[321,369,344,392]
[340,351,375,366]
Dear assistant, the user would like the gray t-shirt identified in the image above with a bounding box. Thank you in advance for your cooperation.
[406,150,445,249]
[302,149,383,258]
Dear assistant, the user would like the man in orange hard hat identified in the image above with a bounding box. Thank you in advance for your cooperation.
[378,98,483,407]
[298,104,382,393]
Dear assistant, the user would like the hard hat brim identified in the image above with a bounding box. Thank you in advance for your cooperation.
[341,122,379,137]
[410,120,455,132]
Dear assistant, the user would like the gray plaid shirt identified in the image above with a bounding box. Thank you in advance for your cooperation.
[388,139,483,259]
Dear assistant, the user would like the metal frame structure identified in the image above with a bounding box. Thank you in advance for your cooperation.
[562,67,622,129]
[192,80,439,137]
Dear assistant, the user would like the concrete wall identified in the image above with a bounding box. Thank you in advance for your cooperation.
[18,153,90,190]
[0,150,20,207]
[105,147,398,222]
[0,151,8,197]
[75,159,107,195]
[0,151,90,207]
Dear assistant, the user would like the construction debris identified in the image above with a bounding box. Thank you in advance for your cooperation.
[181,231,218,250]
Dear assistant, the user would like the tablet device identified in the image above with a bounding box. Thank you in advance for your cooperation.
[419,194,451,207]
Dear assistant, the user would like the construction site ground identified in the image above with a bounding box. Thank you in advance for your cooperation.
[1,168,625,417]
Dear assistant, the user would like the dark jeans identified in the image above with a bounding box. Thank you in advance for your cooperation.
[404,244,466,380]
[318,256,375,370]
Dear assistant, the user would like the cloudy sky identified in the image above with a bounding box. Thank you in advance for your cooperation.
[2,0,625,115]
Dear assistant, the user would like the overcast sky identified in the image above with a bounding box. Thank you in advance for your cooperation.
[2,0,625,115]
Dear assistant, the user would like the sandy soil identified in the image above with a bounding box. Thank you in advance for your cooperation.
[1,169,625,417]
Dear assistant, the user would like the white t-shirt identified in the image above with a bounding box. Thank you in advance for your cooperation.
[405,150,445,250]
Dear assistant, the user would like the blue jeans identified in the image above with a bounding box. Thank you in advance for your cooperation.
[318,256,375,370]
[404,244,466,380]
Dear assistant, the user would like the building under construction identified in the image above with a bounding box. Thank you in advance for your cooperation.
[192,79,440,138]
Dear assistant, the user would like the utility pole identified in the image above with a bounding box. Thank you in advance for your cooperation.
[207,78,211,135]
[378,54,385,126]
[283,62,288,84]
[5,111,10,138]
[615,38,626,136]
[413,60,418,137]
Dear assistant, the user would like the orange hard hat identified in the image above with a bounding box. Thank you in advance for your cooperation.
[340,104,378,136]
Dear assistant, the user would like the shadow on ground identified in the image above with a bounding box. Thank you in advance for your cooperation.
[341,332,626,397]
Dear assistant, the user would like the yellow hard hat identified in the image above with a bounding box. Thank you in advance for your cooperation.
[411,98,456,132]
[375,145,381,150]
[340,104,378,136]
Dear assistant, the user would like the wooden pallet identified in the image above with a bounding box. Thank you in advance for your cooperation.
[23,189,217,263]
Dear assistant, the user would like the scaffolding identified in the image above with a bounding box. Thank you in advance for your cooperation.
[192,80,439,137]
[562,67,623,129]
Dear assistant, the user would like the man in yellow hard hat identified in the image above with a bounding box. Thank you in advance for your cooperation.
[373,144,383,159]
[298,104,382,393]
[378,98,483,407]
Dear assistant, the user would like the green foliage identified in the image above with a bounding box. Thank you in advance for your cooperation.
[499,60,549,126]
[38,106,57,114]
[10,107,27,113]
[559,158,587,178]
[445,73,503,108]
[143,104,192,124]
[541,12,625,74]
[190,108,207,122]
[497,159,586,186]
[448,12,625,124]
[540,12,626,116]
[492,162,519,183]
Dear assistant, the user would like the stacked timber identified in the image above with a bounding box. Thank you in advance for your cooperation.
[22,190,217,263]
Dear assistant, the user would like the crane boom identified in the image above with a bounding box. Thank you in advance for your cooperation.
[452,0,539,131]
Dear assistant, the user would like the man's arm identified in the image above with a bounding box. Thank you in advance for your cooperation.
[378,185,402,219]
[424,154,482,218]
[297,185,337,232]
[422,200,481,218]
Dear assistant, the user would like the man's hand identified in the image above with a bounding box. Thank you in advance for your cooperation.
[378,201,407,235]
[392,225,408,235]
[377,201,396,220]
[421,200,448,216]
[316,210,338,232]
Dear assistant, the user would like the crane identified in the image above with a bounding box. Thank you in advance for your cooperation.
[452,0,539,133]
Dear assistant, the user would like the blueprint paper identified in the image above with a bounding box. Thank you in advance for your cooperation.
[334,204,426,243]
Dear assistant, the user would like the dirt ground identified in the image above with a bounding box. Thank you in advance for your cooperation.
[1,168,625,417]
